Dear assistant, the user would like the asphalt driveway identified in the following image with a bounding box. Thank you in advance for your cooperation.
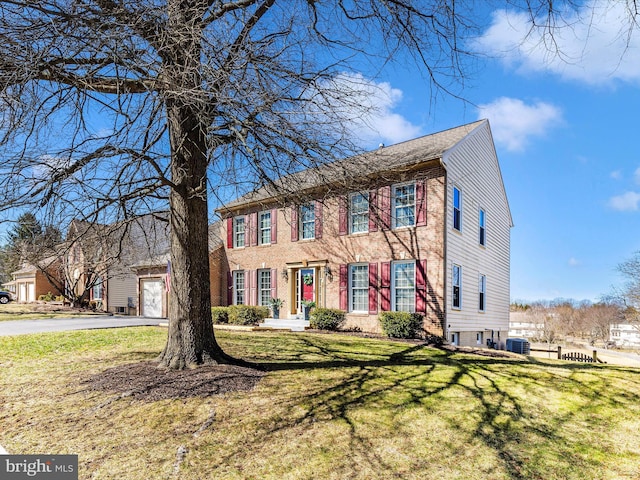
[0,316,164,336]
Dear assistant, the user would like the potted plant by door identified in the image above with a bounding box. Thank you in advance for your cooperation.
[269,298,284,319]
[301,300,316,321]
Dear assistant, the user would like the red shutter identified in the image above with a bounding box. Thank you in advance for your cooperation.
[416,260,427,313]
[338,196,348,235]
[315,202,323,239]
[227,271,233,305]
[368,189,378,232]
[380,261,391,311]
[291,206,298,242]
[379,186,391,230]
[270,268,278,300]
[339,264,348,311]
[416,180,427,227]
[227,217,233,249]
[249,212,258,246]
[368,262,378,314]
[249,269,257,306]
[270,208,278,244]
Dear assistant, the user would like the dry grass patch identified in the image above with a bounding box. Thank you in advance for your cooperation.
[1,328,640,479]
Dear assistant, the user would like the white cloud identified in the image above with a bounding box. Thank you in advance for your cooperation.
[475,2,640,85]
[568,257,581,267]
[609,191,640,211]
[477,97,563,152]
[610,170,622,180]
[310,73,423,148]
[634,167,640,184]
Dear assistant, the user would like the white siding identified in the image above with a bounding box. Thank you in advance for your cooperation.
[107,272,137,310]
[443,121,512,339]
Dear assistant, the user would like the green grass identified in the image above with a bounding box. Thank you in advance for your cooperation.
[1,328,640,479]
[0,303,102,321]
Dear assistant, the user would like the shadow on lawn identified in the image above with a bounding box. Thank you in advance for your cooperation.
[241,336,640,480]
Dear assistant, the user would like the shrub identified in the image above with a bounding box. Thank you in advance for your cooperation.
[38,292,55,302]
[211,307,229,324]
[379,312,424,339]
[227,305,269,326]
[310,308,346,331]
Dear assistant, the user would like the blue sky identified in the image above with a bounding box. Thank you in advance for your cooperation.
[344,1,640,303]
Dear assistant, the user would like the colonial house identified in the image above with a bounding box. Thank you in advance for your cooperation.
[216,120,513,348]
[5,258,63,303]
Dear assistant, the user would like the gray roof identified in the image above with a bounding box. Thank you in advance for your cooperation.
[219,119,486,212]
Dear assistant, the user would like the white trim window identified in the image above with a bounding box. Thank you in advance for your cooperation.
[392,261,415,312]
[452,264,462,309]
[258,269,271,306]
[349,264,369,312]
[92,276,103,300]
[350,192,369,234]
[392,183,415,228]
[453,186,462,232]
[259,211,271,245]
[299,203,315,240]
[233,271,245,305]
[233,216,246,248]
[476,332,484,345]
[479,274,486,312]
[479,208,486,246]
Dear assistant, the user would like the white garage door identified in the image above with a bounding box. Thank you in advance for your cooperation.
[141,279,164,318]
[27,283,36,302]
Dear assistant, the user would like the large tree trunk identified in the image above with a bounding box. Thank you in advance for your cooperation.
[157,0,229,369]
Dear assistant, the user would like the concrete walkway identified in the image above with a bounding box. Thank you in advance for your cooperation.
[0,316,163,337]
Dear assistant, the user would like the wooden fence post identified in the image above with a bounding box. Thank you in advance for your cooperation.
[593,350,598,363]
[557,346,562,360]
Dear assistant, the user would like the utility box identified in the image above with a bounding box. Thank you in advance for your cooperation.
[506,338,530,355]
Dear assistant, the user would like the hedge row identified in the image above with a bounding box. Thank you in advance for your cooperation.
[211,305,427,339]
[211,305,269,326]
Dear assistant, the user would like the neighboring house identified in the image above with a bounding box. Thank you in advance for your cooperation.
[5,259,63,303]
[62,215,169,314]
[509,311,544,339]
[610,323,640,348]
[217,120,513,348]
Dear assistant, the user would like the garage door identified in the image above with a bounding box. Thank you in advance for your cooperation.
[141,279,164,318]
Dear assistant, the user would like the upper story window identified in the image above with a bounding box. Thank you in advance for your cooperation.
[392,261,415,312]
[233,216,245,248]
[479,274,486,312]
[479,208,486,246]
[393,183,415,229]
[349,264,369,312]
[259,211,271,245]
[299,203,315,240]
[233,270,245,305]
[453,186,462,232]
[350,192,369,234]
[452,264,462,309]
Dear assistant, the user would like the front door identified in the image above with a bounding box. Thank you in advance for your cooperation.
[297,268,315,312]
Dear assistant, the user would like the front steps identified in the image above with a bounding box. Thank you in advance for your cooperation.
[258,317,310,332]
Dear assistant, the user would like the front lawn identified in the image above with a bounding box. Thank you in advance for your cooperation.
[1,328,639,479]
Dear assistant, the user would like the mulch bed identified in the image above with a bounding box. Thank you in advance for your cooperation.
[83,361,265,402]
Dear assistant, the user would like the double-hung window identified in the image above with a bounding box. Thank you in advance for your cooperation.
[393,183,415,228]
[92,277,103,300]
[479,274,486,312]
[233,271,245,305]
[299,203,315,240]
[258,269,271,306]
[392,261,415,312]
[233,216,245,248]
[453,186,462,231]
[259,211,271,245]
[350,192,369,234]
[452,264,462,309]
[349,264,369,312]
[479,208,486,246]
